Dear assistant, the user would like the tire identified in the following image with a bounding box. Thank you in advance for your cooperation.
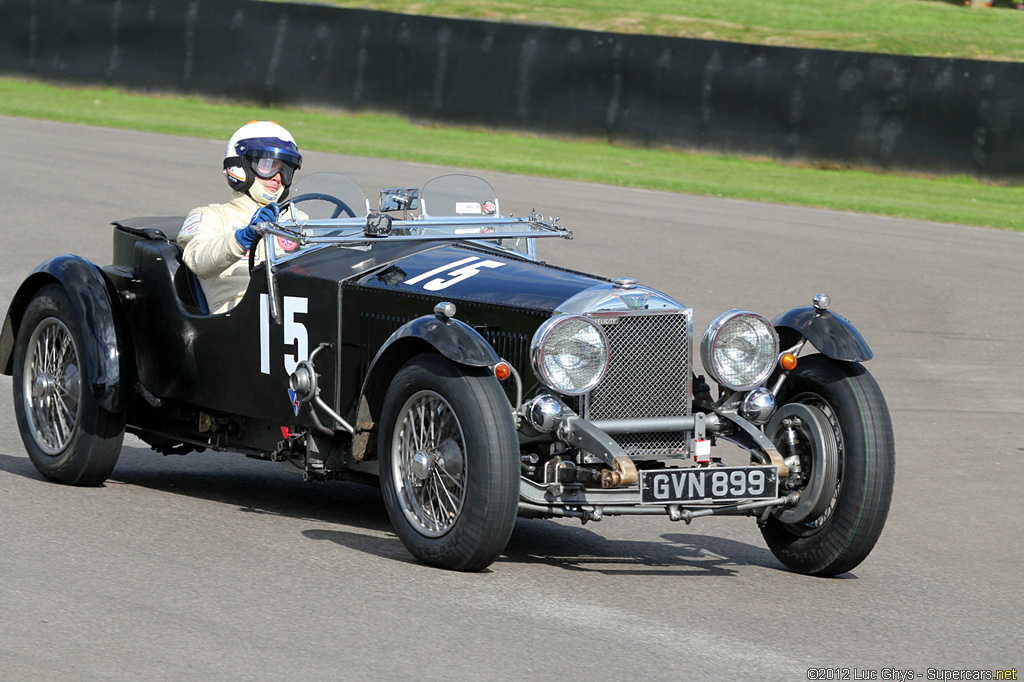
[12,284,126,485]
[378,353,519,571]
[760,354,894,576]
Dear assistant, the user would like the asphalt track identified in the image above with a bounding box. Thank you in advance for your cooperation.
[1,116,1021,681]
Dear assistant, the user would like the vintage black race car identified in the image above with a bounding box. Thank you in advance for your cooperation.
[0,173,894,574]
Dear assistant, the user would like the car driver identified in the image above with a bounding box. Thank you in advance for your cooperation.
[177,120,305,314]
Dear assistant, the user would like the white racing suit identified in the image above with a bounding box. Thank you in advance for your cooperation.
[177,193,304,314]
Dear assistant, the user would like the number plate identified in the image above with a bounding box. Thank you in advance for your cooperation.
[640,466,779,504]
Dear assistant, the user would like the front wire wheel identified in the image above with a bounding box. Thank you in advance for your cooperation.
[379,353,519,571]
[760,354,895,576]
[12,284,126,485]
[392,390,468,537]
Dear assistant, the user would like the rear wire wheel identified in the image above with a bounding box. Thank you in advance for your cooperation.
[760,354,894,576]
[379,353,518,571]
[12,284,125,485]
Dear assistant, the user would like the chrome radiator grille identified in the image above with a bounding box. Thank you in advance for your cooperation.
[585,311,693,458]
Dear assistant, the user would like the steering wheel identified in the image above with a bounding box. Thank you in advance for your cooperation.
[248,194,358,273]
[247,194,360,273]
[288,192,356,219]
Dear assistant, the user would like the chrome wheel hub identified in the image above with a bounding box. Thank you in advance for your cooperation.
[33,372,56,400]
[23,317,82,455]
[410,450,434,481]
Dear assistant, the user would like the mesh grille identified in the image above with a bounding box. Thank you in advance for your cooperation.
[586,312,692,457]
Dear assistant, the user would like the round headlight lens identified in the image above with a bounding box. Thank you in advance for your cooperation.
[701,310,779,391]
[531,315,610,395]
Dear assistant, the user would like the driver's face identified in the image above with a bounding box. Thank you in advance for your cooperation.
[255,173,282,193]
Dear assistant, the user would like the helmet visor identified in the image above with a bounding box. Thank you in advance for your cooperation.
[252,156,297,184]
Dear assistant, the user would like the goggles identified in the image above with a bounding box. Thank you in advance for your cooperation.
[251,156,297,184]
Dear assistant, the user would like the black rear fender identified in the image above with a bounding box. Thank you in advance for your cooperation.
[0,255,134,412]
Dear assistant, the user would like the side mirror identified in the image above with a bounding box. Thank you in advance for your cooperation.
[380,187,419,212]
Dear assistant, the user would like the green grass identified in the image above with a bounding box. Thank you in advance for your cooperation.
[273,0,1024,61]
[3,77,1022,230]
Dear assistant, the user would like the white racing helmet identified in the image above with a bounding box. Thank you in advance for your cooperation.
[223,120,303,204]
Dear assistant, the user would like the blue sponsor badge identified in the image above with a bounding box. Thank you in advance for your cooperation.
[288,388,301,416]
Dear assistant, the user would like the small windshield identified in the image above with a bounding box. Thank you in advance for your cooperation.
[270,172,545,263]
[420,174,530,256]
[421,174,499,218]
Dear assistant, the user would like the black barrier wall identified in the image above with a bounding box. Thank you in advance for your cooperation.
[1,0,1021,179]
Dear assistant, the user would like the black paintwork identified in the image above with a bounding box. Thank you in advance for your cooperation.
[341,244,601,417]
[0,218,603,461]
[353,243,604,312]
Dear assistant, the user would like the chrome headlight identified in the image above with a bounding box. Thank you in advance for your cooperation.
[530,315,610,395]
[700,310,779,391]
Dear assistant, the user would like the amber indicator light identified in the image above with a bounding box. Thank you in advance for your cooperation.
[494,362,512,381]
[780,354,798,371]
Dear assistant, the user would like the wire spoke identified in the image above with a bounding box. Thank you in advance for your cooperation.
[435,463,464,494]
[393,389,469,536]
[55,392,76,434]
[430,476,446,523]
[416,401,428,450]
[432,469,458,516]
[24,319,82,453]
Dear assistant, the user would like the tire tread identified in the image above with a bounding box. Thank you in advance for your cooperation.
[378,353,518,571]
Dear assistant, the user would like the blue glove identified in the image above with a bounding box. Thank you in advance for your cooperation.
[235,202,279,249]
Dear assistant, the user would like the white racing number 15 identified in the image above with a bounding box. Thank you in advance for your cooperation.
[403,256,505,291]
[260,294,308,375]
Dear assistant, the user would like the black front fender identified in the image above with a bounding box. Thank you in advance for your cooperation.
[0,255,132,412]
[359,314,501,420]
[372,314,500,370]
[772,306,872,362]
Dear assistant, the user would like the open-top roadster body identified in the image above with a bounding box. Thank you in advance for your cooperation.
[1,173,894,574]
